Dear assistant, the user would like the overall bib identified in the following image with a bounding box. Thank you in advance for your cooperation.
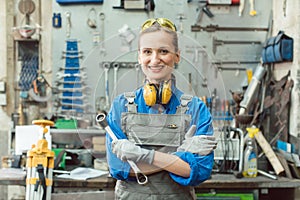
[114,93,196,200]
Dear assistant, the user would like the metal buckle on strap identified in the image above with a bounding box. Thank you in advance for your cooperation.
[176,94,193,114]
[124,92,137,113]
[124,92,136,104]
[180,94,193,107]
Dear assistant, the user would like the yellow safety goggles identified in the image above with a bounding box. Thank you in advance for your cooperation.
[141,18,177,32]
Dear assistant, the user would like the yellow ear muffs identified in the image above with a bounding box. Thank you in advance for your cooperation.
[160,81,172,105]
[143,84,157,106]
[143,80,172,106]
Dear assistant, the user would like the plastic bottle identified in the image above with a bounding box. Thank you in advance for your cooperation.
[242,127,258,177]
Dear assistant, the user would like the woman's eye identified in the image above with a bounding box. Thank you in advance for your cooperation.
[159,49,169,55]
[143,49,152,55]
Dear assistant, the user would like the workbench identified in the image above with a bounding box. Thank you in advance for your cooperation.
[1,168,300,200]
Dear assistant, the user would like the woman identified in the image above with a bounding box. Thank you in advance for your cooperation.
[105,18,216,199]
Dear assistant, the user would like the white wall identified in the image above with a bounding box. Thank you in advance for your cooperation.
[51,0,272,116]
[272,0,300,137]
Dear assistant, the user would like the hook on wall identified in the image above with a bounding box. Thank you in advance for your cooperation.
[87,8,97,28]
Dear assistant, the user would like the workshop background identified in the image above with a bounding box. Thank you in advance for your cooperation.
[0,0,300,199]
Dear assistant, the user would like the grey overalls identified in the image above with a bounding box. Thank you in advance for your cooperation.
[114,92,197,200]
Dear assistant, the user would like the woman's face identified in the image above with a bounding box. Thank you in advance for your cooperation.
[138,30,180,84]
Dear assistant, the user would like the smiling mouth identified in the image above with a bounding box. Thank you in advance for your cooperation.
[148,65,164,70]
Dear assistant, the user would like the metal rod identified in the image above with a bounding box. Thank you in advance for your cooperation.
[96,113,148,185]
[230,127,244,173]
[212,60,261,65]
[191,24,269,32]
[25,165,32,200]
[46,168,52,200]
[258,169,277,180]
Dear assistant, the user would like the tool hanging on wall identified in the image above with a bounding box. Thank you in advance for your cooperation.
[184,45,209,87]
[188,0,240,5]
[193,0,214,25]
[113,0,155,11]
[97,61,138,112]
[283,0,287,17]
[99,12,106,54]
[55,79,86,86]
[212,36,261,54]
[177,14,186,33]
[188,0,241,25]
[56,0,103,4]
[19,54,39,99]
[238,0,256,16]
[191,24,269,32]
[52,13,62,28]
[29,74,52,102]
[238,0,245,16]
[56,72,87,80]
[25,120,55,200]
[87,8,97,29]
[118,24,136,52]
[103,62,110,111]
[14,0,40,38]
[58,94,87,101]
[65,11,71,38]
[249,0,256,16]
[54,39,90,114]
[113,62,120,98]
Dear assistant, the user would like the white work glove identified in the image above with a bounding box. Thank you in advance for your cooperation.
[177,125,217,155]
[112,139,155,164]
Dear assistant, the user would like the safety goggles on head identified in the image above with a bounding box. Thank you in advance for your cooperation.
[141,18,177,32]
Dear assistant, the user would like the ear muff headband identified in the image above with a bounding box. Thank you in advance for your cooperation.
[143,80,172,106]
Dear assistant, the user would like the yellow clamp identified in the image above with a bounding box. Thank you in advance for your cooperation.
[246,126,259,138]
[27,177,53,186]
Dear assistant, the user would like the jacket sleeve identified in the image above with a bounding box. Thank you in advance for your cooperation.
[169,97,214,186]
[105,95,131,180]
[169,152,214,186]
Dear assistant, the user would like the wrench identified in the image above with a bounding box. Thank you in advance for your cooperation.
[56,72,87,79]
[59,66,86,71]
[96,113,148,185]
[55,86,91,93]
[113,62,120,97]
[99,12,106,55]
[62,54,84,59]
[239,0,245,16]
[55,80,86,85]
[65,11,71,38]
[63,50,83,54]
[249,0,257,16]
[102,62,110,110]
[59,95,87,101]
[61,102,91,109]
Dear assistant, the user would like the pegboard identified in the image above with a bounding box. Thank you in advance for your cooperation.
[51,0,273,115]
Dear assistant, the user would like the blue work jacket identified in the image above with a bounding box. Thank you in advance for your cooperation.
[105,85,214,186]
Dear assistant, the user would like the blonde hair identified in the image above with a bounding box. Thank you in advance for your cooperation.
[138,22,179,52]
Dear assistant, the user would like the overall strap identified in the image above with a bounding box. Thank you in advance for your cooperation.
[124,92,137,113]
[176,94,193,114]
